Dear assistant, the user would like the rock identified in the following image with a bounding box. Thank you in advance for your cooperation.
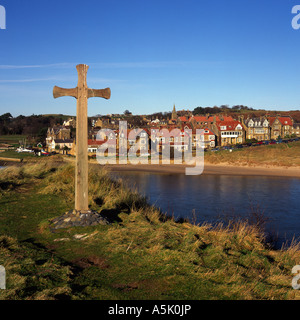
[82,231,98,240]
[73,234,88,239]
[49,209,110,230]
[54,238,70,242]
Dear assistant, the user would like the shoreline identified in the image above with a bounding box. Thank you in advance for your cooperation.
[103,162,300,178]
[3,156,300,178]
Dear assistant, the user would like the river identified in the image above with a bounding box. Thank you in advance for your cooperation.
[111,171,300,248]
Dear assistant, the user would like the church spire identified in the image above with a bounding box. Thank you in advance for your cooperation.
[172,104,178,120]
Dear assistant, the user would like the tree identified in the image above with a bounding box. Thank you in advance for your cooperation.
[37,127,48,141]
[193,107,205,115]
[63,145,70,154]
[0,113,13,122]
[232,105,241,111]
[124,110,132,116]
[220,105,229,110]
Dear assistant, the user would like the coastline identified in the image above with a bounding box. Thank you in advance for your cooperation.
[4,155,300,178]
[103,162,300,178]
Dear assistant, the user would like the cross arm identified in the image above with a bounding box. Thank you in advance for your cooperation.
[88,88,111,99]
[53,86,78,99]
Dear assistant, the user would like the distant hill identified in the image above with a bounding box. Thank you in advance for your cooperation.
[191,106,300,123]
[0,113,75,140]
[228,110,300,123]
[41,114,75,120]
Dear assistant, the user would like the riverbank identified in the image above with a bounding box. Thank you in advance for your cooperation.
[3,154,300,178]
[104,162,300,178]
[104,141,300,177]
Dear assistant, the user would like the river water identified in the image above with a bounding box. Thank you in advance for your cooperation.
[112,171,300,248]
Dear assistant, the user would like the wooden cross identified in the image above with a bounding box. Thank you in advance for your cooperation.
[53,64,111,213]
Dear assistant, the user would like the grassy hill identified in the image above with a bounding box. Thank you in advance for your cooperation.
[0,160,299,300]
[0,135,27,145]
[205,141,300,167]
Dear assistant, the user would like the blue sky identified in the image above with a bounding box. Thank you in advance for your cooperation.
[1,0,300,116]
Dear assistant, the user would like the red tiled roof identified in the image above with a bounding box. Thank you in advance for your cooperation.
[88,139,116,146]
[220,116,234,121]
[88,139,105,146]
[181,123,193,131]
[190,116,207,122]
[179,116,188,122]
[267,117,276,126]
[202,127,215,135]
[268,116,293,126]
[216,120,242,131]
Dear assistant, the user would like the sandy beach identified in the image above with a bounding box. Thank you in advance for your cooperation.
[61,156,300,178]
[103,162,300,178]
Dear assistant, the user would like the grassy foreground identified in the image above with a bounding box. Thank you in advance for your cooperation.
[205,141,300,167]
[0,160,299,300]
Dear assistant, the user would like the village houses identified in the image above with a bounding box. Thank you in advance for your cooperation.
[46,125,74,153]
[45,107,300,155]
[267,115,294,140]
[241,116,270,141]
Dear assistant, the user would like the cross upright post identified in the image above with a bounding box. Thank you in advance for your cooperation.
[53,64,111,213]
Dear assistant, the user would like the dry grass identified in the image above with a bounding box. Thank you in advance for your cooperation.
[95,209,300,299]
[0,161,61,195]
[205,142,300,167]
[39,163,151,217]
